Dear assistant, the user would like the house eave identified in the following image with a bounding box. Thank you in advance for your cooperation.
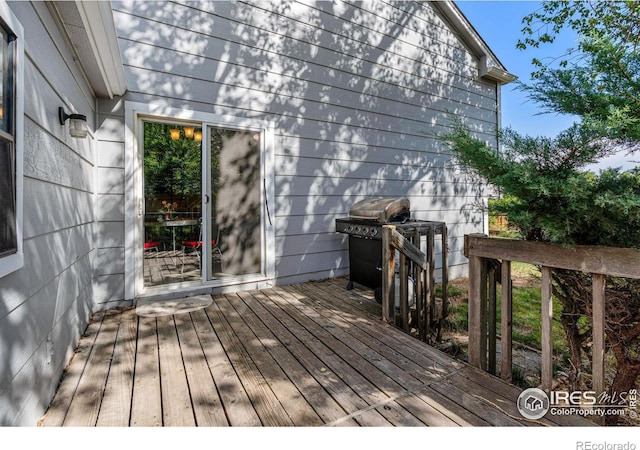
[436,1,517,85]
[50,1,126,99]
[479,56,518,84]
[75,1,126,98]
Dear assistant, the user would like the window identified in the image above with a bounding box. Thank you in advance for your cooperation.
[0,2,22,279]
[0,24,16,258]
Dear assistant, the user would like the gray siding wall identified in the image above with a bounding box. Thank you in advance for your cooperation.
[94,98,126,307]
[0,1,98,426]
[110,0,496,287]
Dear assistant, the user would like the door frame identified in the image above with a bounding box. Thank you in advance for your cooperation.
[124,101,276,300]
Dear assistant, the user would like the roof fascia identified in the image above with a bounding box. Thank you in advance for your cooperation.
[74,0,126,98]
[435,1,517,84]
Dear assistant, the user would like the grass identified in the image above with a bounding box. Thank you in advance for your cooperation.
[443,263,568,356]
[501,284,567,354]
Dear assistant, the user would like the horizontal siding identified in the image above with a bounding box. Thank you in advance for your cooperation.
[275,154,468,179]
[17,1,95,119]
[0,223,94,320]
[121,64,497,141]
[23,118,94,194]
[95,99,127,305]
[23,178,94,239]
[0,282,90,426]
[275,177,487,205]
[112,0,497,284]
[0,2,99,426]
[114,1,494,96]
[0,253,93,392]
[115,34,496,122]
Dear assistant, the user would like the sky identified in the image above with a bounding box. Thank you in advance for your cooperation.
[456,0,638,171]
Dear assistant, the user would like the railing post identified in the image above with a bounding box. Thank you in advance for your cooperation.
[467,243,487,369]
[541,266,553,393]
[381,225,395,324]
[592,273,606,398]
[488,264,497,376]
[500,260,513,382]
[427,228,436,334]
[412,230,423,339]
[423,262,430,340]
[441,225,449,323]
[399,251,409,331]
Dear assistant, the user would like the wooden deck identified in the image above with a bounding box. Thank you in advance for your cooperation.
[144,250,226,287]
[39,278,593,427]
[144,250,201,286]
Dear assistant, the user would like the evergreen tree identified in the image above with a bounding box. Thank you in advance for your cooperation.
[440,2,640,422]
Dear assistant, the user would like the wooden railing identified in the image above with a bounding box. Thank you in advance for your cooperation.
[464,233,640,395]
[381,221,448,342]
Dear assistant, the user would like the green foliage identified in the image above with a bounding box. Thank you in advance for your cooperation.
[441,120,640,248]
[517,1,640,141]
[442,303,468,334]
[443,1,640,410]
[510,366,531,389]
[143,122,202,200]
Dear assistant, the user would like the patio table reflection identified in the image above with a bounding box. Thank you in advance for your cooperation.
[145,219,199,261]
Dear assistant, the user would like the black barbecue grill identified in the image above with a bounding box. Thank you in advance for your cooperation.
[336,197,449,340]
[335,198,411,290]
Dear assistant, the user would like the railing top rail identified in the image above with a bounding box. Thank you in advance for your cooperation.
[465,234,640,279]
[383,225,428,270]
[391,221,447,234]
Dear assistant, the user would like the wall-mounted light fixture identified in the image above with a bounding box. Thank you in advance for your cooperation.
[194,130,202,142]
[184,126,194,139]
[170,128,181,140]
[59,107,88,139]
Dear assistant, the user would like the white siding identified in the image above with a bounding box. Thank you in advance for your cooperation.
[0,1,98,426]
[0,0,503,427]
[111,0,496,283]
[94,99,127,304]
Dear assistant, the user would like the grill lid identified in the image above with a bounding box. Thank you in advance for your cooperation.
[348,197,410,223]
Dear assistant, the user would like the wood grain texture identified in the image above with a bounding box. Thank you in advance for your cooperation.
[466,235,640,279]
[39,278,596,427]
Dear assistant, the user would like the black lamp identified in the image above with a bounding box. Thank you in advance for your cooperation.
[59,107,88,139]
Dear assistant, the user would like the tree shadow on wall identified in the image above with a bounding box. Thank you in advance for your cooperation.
[113,0,493,279]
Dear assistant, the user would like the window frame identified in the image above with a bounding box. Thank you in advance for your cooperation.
[0,1,23,279]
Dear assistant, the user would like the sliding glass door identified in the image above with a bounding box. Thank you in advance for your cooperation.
[204,126,262,281]
[142,121,203,287]
[141,119,263,288]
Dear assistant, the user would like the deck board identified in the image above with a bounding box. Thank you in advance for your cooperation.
[230,291,358,426]
[265,286,423,426]
[217,293,324,426]
[130,315,162,426]
[275,285,441,425]
[173,312,228,426]
[157,314,196,426]
[62,310,120,426]
[39,278,596,427]
[190,309,261,426]
[205,302,294,426]
[240,289,390,426]
[96,308,137,427]
[282,285,469,426]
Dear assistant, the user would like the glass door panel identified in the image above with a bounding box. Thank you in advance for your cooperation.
[206,127,262,279]
[142,121,202,287]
